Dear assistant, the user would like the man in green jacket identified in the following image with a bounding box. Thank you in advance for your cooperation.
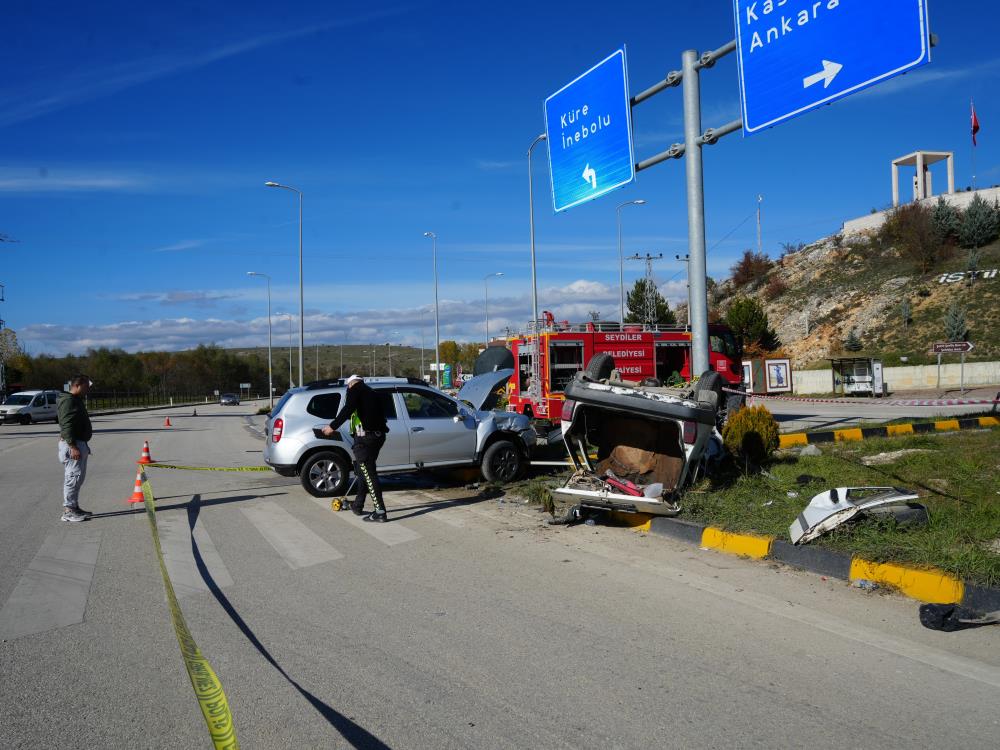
[57,375,94,522]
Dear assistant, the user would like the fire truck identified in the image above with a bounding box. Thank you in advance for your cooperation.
[503,314,743,422]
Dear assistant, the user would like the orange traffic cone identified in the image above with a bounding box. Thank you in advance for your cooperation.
[137,440,155,464]
[127,468,146,504]
[163,416,172,427]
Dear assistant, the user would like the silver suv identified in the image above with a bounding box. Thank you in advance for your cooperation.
[263,377,536,497]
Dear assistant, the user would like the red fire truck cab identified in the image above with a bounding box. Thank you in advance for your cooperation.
[505,320,742,422]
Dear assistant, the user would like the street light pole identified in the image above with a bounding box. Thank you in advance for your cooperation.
[483,272,503,348]
[275,312,293,388]
[422,231,441,388]
[616,199,646,324]
[527,134,546,333]
[246,272,273,408]
[264,181,304,387]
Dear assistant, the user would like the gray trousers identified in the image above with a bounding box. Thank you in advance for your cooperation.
[58,440,90,509]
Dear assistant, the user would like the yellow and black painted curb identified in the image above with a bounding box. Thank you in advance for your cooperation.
[140,475,240,749]
[779,415,999,449]
[610,511,1000,611]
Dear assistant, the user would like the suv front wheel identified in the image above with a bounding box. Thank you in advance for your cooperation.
[300,451,350,497]
[481,440,524,483]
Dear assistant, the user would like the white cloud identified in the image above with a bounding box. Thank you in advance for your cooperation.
[0,168,147,192]
[19,277,660,354]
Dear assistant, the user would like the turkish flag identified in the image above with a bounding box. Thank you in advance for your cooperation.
[971,101,980,146]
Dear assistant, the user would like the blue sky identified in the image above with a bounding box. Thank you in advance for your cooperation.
[1,0,997,355]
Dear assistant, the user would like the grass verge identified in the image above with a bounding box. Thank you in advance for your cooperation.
[684,429,1000,587]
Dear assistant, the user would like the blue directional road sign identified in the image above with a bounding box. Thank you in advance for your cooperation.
[545,49,635,212]
[734,0,931,135]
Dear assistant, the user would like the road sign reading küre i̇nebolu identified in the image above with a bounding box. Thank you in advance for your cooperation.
[544,48,635,212]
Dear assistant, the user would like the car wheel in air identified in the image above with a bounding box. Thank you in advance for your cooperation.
[300,451,350,497]
[584,353,615,381]
[481,440,524,483]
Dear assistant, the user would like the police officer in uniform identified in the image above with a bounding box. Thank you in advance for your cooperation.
[322,375,390,522]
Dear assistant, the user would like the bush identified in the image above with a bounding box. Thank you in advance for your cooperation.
[763,276,788,300]
[730,250,773,288]
[725,296,780,351]
[722,405,779,464]
[931,196,961,245]
[959,194,1000,248]
[878,201,940,272]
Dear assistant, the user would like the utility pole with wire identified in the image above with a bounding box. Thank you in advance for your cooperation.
[627,253,664,327]
[756,194,763,255]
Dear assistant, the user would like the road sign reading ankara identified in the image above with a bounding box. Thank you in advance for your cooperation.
[734,0,931,135]
[545,48,635,212]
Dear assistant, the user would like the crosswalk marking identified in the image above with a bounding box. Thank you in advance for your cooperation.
[157,513,234,598]
[241,502,343,569]
[0,526,101,640]
[310,497,421,546]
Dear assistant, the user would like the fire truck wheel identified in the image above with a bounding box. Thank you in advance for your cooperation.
[481,440,524,483]
[695,370,724,410]
[584,353,615,381]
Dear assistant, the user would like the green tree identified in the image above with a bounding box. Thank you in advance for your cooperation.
[931,196,961,245]
[438,340,459,371]
[724,297,779,351]
[844,328,863,352]
[624,279,675,325]
[959,194,999,249]
[942,301,969,342]
[900,299,912,328]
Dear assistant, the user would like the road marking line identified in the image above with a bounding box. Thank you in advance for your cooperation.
[157,513,234,598]
[310,498,421,545]
[0,526,101,640]
[241,502,343,569]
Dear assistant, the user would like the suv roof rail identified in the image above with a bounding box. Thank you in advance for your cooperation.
[305,379,345,390]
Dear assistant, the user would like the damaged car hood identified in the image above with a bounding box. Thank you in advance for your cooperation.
[457,368,513,412]
[789,486,921,544]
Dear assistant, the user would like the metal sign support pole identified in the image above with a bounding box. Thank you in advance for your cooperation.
[682,49,709,376]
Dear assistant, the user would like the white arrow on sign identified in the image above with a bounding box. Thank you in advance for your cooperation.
[582,164,597,190]
[802,60,843,90]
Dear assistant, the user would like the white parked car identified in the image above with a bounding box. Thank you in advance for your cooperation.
[0,390,62,425]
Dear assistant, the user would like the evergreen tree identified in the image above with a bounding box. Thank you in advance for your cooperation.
[843,328,863,352]
[900,299,912,328]
[942,301,969,342]
[624,279,676,325]
[959,194,999,249]
[724,297,779,351]
[930,196,961,245]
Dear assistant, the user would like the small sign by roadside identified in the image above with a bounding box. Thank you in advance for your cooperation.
[931,341,974,354]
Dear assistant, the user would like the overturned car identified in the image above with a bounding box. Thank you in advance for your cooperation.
[555,358,724,518]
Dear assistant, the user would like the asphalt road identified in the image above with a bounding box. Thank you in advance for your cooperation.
[760,388,999,432]
[1,404,998,749]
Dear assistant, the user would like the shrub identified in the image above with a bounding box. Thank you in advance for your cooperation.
[730,250,773,288]
[722,405,779,464]
[959,194,999,248]
[931,196,961,245]
[878,201,940,272]
[725,296,780,351]
[763,276,788,300]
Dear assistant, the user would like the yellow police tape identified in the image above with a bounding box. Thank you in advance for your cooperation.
[145,463,272,472]
[141,476,240,749]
